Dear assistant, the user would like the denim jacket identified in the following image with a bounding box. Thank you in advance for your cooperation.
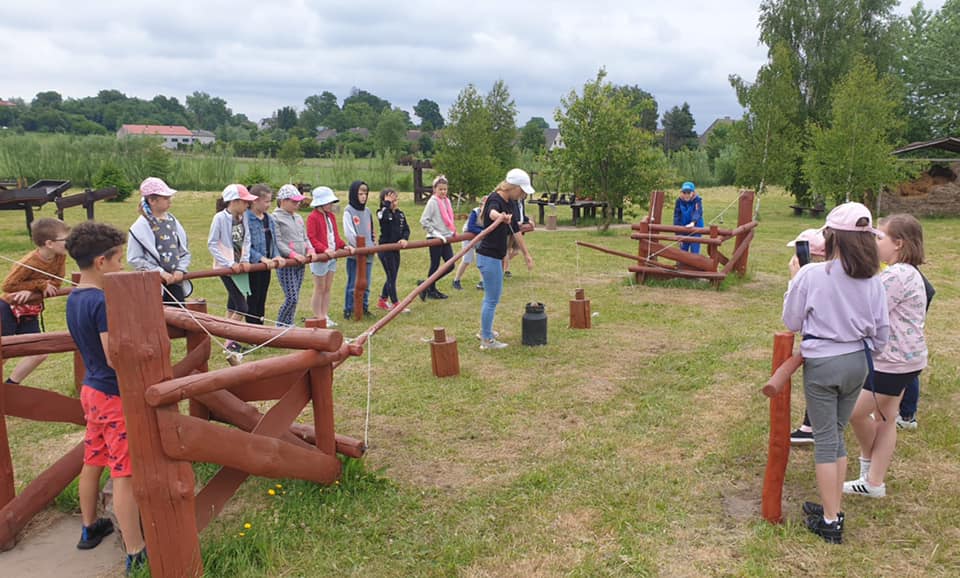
[245,209,280,262]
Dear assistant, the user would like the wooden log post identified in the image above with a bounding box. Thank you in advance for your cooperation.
[733,190,755,276]
[430,328,460,378]
[308,364,340,460]
[649,190,665,225]
[71,272,83,393]
[635,218,650,284]
[185,301,212,421]
[761,331,795,524]
[0,324,14,517]
[354,236,367,321]
[104,271,202,578]
[569,288,591,329]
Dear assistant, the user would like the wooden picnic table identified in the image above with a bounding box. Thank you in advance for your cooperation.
[527,198,623,226]
[0,180,71,233]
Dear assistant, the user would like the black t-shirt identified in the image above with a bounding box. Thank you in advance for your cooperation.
[477,192,518,260]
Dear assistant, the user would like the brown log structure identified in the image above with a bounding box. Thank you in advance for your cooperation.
[578,189,758,289]
[569,288,591,329]
[761,332,801,524]
[430,328,460,378]
[354,236,367,321]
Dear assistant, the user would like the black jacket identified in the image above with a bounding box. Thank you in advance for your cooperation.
[377,202,410,245]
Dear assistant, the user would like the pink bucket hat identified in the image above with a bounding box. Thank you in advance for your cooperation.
[221,183,257,202]
[139,177,176,197]
[787,228,827,256]
[822,202,884,237]
[277,184,305,202]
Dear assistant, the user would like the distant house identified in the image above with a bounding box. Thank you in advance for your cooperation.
[405,129,423,143]
[192,129,216,146]
[698,116,736,146]
[117,124,196,149]
[316,128,338,142]
[0,99,15,107]
[347,127,370,138]
[543,128,564,151]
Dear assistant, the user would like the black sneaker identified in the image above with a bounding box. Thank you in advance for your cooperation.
[77,518,114,550]
[805,513,843,544]
[343,310,352,320]
[434,290,448,299]
[790,428,814,444]
[504,271,512,278]
[126,548,148,575]
[452,279,463,290]
[802,502,844,524]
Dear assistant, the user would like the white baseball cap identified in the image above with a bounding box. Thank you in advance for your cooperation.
[506,168,535,195]
[822,202,883,238]
[221,184,257,202]
[310,186,338,207]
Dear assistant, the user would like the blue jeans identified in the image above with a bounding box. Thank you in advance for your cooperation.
[900,375,920,419]
[476,254,503,340]
[344,257,374,315]
[680,235,701,254]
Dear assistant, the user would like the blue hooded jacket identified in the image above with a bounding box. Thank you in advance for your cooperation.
[674,194,704,228]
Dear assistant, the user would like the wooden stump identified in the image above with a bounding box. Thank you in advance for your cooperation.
[305,318,328,329]
[569,288,591,329]
[430,328,460,378]
[545,215,558,230]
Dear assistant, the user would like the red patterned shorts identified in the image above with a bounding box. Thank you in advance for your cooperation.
[80,386,131,478]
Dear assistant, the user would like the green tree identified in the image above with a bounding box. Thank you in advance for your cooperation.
[900,0,960,139]
[413,98,445,130]
[274,106,299,131]
[704,122,734,171]
[612,85,659,132]
[342,101,378,130]
[485,79,518,170]
[519,117,548,153]
[186,91,233,131]
[434,84,500,198]
[417,133,435,157]
[803,57,903,206]
[730,43,803,201]
[278,136,303,178]
[553,69,671,231]
[343,89,391,115]
[32,91,63,109]
[661,103,697,152]
[373,108,408,158]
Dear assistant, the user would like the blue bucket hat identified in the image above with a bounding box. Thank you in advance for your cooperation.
[681,181,696,192]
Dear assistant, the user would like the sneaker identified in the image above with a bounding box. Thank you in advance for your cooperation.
[475,281,484,290]
[843,478,886,498]
[126,548,148,575]
[896,415,918,430]
[77,518,114,550]
[805,514,843,544]
[376,297,390,311]
[504,271,512,278]
[225,340,244,354]
[801,502,844,524]
[452,279,463,290]
[790,428,815,444]
[475,330,501,340]
[480,338,508,350]
[344,310,352,320]
[324,316,338,328]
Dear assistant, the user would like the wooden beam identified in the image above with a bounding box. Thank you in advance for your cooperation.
[2,383,84,425]
[163,308,342,352]
[0,332,76,358]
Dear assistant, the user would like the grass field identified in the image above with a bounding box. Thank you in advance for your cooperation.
[1,186,958,576]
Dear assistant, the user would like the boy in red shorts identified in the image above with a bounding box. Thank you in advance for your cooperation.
[65,222,146,574]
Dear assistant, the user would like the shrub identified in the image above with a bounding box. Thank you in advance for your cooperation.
[94,161,133,202]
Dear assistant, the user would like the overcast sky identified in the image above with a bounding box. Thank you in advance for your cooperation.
[0,0,944,131]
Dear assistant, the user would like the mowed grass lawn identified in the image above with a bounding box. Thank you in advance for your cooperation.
[1,186,958,576]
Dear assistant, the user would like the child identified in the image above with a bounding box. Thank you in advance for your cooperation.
[207,183,256,353]
[307,186,351,327]
[342,180,376,318]
[503,190,533,278]
[245,184,284,324]
[1,218,69,385]
[376,188,410,311]
[674,181,703,254]
[844,214,928,499]
[64,221,146,573]
[126,177,191,305]
[452,196,486,291]
[273,184,314,327]
[419,175,456,300]
[782,202,889,544]
[898,270,935,430]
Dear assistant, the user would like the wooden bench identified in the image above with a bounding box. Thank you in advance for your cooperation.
[527,197,623,226]
[789,205,826,218]
[0,180,71,234]
[54,187,118,221]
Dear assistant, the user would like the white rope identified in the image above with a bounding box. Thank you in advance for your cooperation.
[0,254,78,287]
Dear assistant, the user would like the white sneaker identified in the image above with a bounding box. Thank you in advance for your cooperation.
[325,316,339,328]
[476,330,500,340]
[480,338,508,350]
[896,415,918,430]
[843,479,886,498]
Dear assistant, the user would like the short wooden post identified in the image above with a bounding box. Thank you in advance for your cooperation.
[761,331,795,524]
[308,364,339,462]
[354,236,367,321]
[635,218,651,284]
[569,289,591,329]
[305,318,327,329]
[0,321,15,516]
[733,190,755,276]
[430,328,460,378]
[546,214,558,230]
[104,271,202,577]
[185,301,211,421]
[649,190,665,225]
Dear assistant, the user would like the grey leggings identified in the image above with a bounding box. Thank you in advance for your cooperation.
[803,350,869,464]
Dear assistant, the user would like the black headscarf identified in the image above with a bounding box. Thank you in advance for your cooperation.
[348,180,368,211]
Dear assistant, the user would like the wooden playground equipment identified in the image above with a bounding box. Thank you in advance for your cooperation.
[760,332,804,524]
[0,218,503,576]
[577,189,759,288]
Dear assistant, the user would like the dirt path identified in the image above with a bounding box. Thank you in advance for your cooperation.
[0,513,122,577]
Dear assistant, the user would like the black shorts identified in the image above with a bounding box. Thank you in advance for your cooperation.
[864,370,922,397]
[0,299,41,336]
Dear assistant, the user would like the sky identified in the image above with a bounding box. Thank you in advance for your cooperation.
[0,0,945,132]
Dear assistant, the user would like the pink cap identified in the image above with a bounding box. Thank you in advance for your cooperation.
[787,228,826,256]
[139,177,176,197]
[222,183,257,202]
[823,202,883,237]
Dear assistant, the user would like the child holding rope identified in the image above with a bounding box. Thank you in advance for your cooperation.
[127,177,191,305]
[207,183,257,354]
[1,217,69,386]
[376,188,410,311]
[844,214,928,499]
[307,186,351,327]
[782,202,889,544]
[273,184,313,327]
[65,221,146,573]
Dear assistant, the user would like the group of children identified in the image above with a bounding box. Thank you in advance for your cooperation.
[782,203,930,544]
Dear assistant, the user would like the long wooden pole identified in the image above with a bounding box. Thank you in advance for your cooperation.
[761,332,796,524]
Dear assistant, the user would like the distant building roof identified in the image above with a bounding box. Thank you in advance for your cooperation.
[543,128,560,148]
[347,127,370,138]
[698,116,736,146]
[120,124,193,137]
[316,128,338,141]
[192,129,216,138]
[0,99,16,107]
[893,137,960,156]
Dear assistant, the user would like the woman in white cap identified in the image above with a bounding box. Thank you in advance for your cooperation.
[476,169,535,350]
[272,184,314,327]
[127,177,191,304]
[307,186,352,327]
[418,175,456,300]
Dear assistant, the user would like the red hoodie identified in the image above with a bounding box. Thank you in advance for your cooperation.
[307,209,346,253]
